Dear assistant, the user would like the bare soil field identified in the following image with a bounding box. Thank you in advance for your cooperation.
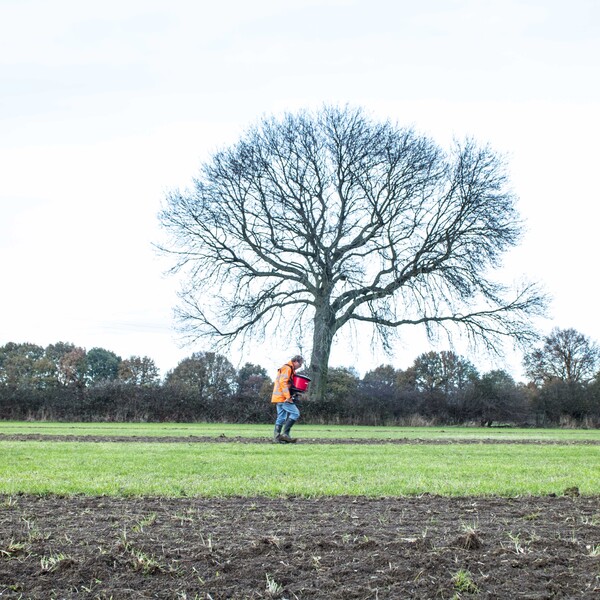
[2,433,600,445]
[1,436,599,599]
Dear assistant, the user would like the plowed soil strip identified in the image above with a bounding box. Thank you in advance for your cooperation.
[1,433,599,444]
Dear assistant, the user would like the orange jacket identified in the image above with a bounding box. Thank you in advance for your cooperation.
[271,361,296,403]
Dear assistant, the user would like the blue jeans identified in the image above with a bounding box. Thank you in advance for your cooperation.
[275,401,300,425]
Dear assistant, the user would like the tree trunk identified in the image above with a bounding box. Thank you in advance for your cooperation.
[309,302,336,402]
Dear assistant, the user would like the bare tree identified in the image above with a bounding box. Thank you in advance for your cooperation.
[523,327,600,385]
[159,105,546,400]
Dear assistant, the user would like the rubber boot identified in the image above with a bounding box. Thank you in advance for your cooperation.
[279,419,297,443]
[273,424,283,443]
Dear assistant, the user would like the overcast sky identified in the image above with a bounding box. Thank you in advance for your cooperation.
[1,0,599,380]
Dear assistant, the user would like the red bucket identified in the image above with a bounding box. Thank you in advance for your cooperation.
[291,374,311,392]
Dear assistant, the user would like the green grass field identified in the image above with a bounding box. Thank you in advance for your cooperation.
[1,422,599,497]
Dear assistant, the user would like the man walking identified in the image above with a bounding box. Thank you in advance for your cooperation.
[271,355,304,443]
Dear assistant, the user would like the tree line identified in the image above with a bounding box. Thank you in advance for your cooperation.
[1,328,599,427]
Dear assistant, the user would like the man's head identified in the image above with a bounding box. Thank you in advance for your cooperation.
[291,355,304,369]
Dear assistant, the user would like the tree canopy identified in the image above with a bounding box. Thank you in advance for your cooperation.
[523,327,600,385]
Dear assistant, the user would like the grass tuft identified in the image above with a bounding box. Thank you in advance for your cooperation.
[452,569,479,594]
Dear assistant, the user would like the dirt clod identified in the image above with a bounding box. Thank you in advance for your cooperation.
[455,530,483,550]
